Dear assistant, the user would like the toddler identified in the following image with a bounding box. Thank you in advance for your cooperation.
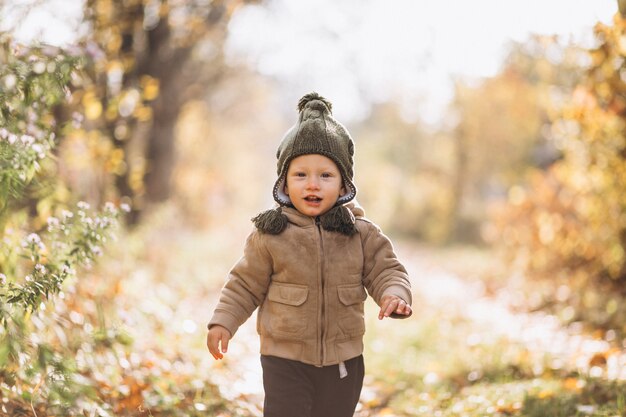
[207,92,412,417]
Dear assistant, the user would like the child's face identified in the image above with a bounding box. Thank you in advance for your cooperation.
[285,154,345,217]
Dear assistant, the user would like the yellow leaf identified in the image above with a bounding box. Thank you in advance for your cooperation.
[141,75,160,101]
[364,398,382,408]
[564,377,584,392]
[106,32,122,53]
[537,390,553,399]
[134,106,153,122]
[106,102,118,121]
[83,91,103,120]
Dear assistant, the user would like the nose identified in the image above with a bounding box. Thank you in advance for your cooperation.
[306,177,320,190]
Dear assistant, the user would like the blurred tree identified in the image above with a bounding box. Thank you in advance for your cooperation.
[493,14,626,330]
[450,36,583,242]
[572,15,626,282]
[0,35,231,415]
[76,0,257,221]
[619,0,626,17]
[353,102,455,242]
[172,70,284,227]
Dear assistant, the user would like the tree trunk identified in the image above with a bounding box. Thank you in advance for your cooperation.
[619,0,626,17]
[144,98,179,203]
[449,126,468,242]
[83,0,252,222]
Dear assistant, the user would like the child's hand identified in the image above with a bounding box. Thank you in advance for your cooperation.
[207,325,232,360]
[378,295,412,320]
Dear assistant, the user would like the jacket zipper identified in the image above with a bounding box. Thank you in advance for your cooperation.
[315,216,325,366]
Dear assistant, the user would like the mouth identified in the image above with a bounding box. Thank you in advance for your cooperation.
[304,196,322,203]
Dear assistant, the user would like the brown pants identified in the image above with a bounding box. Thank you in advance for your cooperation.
[261,354,364,417]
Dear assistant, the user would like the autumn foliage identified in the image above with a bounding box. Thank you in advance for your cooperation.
[2,1,626,415]
[493,15,626,331]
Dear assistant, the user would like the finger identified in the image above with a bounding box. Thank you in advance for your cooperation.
[379,299,399,320]
[385,300,399,317]
[206,333,215,355]
[378,299,391,320]
[221,334,229,354]
[395,300,407,313]
[210,343,223,360]
[397,302,411,316]
[207,334,223,360]
[209,343,222,360]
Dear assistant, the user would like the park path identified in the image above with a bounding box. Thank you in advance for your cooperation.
[203,243,626,416]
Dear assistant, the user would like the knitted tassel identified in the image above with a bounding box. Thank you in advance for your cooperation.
[320,206,357,236]
[252,208,289,234]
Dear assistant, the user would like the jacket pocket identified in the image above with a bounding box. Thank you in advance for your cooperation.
[265,282,309,338]
[268,282,308,306]
[338,284,367,305]
[337,284,367,337]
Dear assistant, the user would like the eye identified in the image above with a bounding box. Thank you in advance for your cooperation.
[321,172,332,178]
[294,172,306,177]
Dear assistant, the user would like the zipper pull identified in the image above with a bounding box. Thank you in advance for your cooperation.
[315,216,321,226]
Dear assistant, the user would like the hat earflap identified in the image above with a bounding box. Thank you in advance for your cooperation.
[319,205,357,236]
[252,207,288,234]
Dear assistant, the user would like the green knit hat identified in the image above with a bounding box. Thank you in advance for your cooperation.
[273,92,357,207]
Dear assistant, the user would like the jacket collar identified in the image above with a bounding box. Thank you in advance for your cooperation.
[281,206,316,227]
[281,202,365,227]
[252,202,365,235]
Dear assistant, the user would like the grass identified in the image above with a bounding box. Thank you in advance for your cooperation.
[360,242,626,417]
[363,318,626,416]
[30,206,621,417]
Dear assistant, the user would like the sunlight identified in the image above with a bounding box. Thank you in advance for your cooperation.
[226,0,616,123]
[182,319,198,334]
[3,0,626,415]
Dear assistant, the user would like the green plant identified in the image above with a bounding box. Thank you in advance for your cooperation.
[0,34,127,413]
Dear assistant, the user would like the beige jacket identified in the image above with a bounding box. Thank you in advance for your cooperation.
[208,204,412,367]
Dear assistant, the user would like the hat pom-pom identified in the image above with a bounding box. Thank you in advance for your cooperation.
[297,92,332,114]
[252,208,288,234]
[320,206,357,235]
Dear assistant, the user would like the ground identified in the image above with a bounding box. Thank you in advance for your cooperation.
[95,210,626,416]
[191,241,625,416]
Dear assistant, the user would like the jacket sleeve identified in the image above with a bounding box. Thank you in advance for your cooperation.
[208,230,273,336]
[360,221,413,318]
